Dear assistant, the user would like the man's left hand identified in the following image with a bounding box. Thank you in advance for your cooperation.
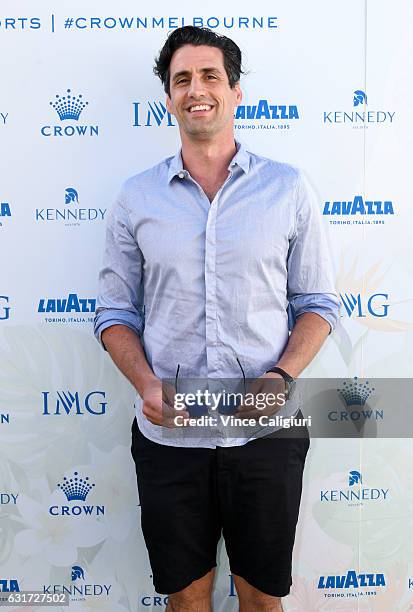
[236,372,286,419]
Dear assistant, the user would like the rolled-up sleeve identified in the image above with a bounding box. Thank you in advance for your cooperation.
[94,186,144,350]
[286,170,340,333]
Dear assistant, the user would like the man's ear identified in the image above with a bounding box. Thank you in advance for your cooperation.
[233,82,242,106]
[166,95,174,115]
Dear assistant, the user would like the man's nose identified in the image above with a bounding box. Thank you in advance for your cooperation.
[188,76,207,98]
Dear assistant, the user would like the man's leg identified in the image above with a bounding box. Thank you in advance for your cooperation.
[130,419,221,600]
[232,574,283,612]
[166,568,215,612]
[219,421,310,603]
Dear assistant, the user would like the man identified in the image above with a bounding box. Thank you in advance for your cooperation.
[94,26,339,612]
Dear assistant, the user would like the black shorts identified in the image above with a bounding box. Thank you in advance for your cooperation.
[131,416,310,597]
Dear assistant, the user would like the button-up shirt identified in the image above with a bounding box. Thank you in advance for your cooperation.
[94,141,340,448]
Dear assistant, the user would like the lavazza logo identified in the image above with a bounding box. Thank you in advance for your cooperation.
[37,293,96,324]
[35,187,106,225]
[43,566,111,602]
[323,195,395,226]
[324,90,395,127]
[320,468,389,506]
[49,471,104,516]
[318,570,386,598]
[235,99,299,131]
[41,89,98,137]
[0,198,11,228]
[0,579,20,593]
[42,390,107,415]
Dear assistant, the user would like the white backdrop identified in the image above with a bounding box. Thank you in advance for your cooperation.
[1,1,413,610]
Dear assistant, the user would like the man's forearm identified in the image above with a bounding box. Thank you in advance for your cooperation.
[101,325,157,396]
[276,312,331,378]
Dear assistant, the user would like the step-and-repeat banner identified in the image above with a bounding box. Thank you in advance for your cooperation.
[1,1,412,610]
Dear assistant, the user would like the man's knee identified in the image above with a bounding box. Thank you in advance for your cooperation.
[233,574,283,611]
[166,568,215,612]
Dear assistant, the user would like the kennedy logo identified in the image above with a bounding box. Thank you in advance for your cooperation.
[42,391,107,415]
[133,101,175,127]
[43,566,111,601]
[0,295,11,321]
[340,293,389,318]
[35,187,106,225]
[235,99,299,132]
[320,469,389,506]
[0,201,11,229]
[37,293,95,324]
[41,89,99,137]
[323,195,395,226]
[0,493,18,505]
[49,471,104,516]
[318,570,385,596]
[0,112,8,125]
[324,90,395,126]
[0,579,20,592]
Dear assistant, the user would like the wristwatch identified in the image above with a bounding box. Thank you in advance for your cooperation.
[265,366,296,400]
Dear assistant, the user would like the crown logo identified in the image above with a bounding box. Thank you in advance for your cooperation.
[50,89,89,121]
[57,471,95,501]
[337,377,374,406]
[349,470,362,486]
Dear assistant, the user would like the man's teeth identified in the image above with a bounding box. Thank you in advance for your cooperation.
[189,105,212,112]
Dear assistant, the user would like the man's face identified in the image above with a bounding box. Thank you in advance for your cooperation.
[166,44,242,140]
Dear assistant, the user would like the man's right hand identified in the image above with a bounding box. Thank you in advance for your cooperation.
[142,379,190,428]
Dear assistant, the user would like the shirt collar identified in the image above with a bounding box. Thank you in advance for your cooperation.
[167,140,250,183]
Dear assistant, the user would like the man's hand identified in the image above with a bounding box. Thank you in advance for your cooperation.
[236,372,286,420]
[142,379,189,428]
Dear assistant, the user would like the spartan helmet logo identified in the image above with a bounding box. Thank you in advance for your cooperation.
[353,90,367,107]
[65,187,79,204]
[348,470,362,486]
[71,566,85,581]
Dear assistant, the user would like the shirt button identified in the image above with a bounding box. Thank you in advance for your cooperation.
[178,171,185,179]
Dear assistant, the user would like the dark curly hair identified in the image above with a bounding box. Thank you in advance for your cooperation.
[154,26,244,96]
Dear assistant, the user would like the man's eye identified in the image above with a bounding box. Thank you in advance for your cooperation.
[176,79,188,85]
[206,75,217,80]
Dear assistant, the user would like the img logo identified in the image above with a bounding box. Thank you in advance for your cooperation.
[133,101,175,127]
[43,565,111,601]
[0,579,20,592]
[320,469,389,506]
[318,570,385,597]
[340,293,389,318]
[0,295,11,321]
[41,89,99,137]
[235,99,299,132]
[42,391,107,415]
[35,187,106,225]
[37,293,96,324]
[0,200,11,229]
[323,195,395,226]
[49,471,104,516]
[324,90,395,126]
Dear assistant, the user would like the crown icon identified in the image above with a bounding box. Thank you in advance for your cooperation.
[57,471,95,501]
[50,89,89,121]
[337,377,374,406]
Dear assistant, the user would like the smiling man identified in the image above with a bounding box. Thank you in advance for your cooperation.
[94,26,339,612]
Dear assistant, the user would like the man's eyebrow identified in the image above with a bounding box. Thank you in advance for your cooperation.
[172,67,223,81]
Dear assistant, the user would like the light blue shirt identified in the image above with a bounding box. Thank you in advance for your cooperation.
[94,141,340,447]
